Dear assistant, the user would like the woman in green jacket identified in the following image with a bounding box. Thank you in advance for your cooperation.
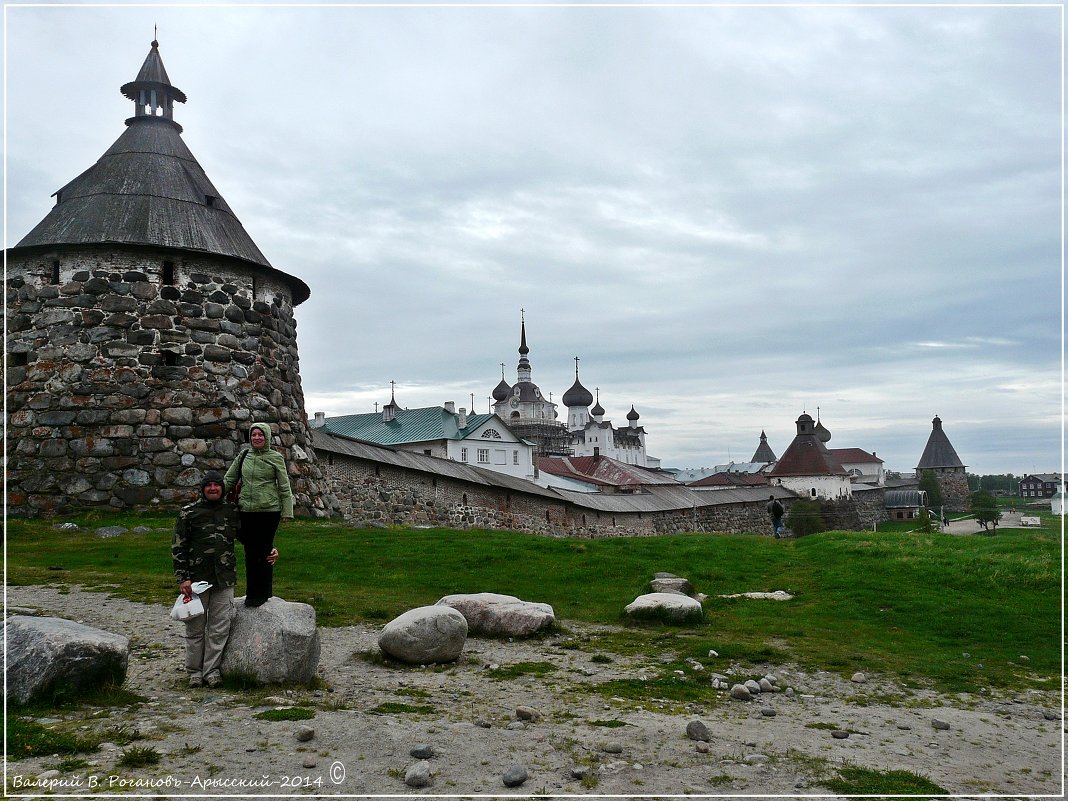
[224,423,294,607]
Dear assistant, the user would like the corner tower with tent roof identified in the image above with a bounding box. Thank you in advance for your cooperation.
[915,415,970,511]
[767,412,851,500]
[6,39,338,517]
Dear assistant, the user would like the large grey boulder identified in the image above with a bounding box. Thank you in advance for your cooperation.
[436,592,555,637]
[221,597,320,684]
[379,606,467,664]
[624,592,703,622]
[6,616,129,704]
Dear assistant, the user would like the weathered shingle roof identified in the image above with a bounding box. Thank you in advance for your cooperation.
[915,416,965,470]
[536,455,675,488]
[769,437,846,477]
[13,42,309,305]
[751,431,777,463]
[829,448,883,465]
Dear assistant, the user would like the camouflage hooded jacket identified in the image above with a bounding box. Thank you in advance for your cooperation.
[172,499,240,588]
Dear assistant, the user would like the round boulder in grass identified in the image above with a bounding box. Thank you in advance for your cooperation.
[436,592,555,637]
[624,592,703,623]
[379,606,468,665]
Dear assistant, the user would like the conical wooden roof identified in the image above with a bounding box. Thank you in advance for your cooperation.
[12,40,309,305]
[915,416,965,470]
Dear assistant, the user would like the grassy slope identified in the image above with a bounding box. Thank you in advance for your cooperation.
[6,513,1060,693]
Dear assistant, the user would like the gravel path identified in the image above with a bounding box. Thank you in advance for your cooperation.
[7,584,1063,796]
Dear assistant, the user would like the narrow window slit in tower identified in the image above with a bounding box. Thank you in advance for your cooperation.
[51,261,60,285]
[162,260,175,285]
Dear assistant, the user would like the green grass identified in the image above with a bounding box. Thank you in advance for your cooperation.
[117,745,161,768]
[486,661,557,680]
[6,718,101,761]
[7,513,1059,694]
[818,765,947,795]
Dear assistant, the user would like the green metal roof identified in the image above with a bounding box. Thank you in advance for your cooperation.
[319,408,495,446]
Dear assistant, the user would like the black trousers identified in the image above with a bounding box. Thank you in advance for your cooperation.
[238,511,280,602]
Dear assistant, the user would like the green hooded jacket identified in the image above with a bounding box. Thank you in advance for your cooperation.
[224,423,295,517]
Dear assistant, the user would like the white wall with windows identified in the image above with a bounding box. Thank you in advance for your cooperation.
[445,417,534,480]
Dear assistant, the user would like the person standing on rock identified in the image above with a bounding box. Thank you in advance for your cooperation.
[224,423,293,607]
[172,471,240,688]
[767,495,785,538]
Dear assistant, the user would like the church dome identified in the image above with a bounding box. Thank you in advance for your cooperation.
[492,378,512,402]
[562,378,593,408]
[814,420,831,443]
[626,405,640,421]
[591,400,605,417]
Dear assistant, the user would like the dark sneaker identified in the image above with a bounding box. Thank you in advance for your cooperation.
[189,675,204,689]
[204,672,223,688]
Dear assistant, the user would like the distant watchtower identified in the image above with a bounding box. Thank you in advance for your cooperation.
[6,40,338,517]
[914,415,970,511]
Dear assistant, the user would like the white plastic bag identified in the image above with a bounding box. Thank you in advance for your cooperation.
[169,581,212,621]
[170,593,205,621]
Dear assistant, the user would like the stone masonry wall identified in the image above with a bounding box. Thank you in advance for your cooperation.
[315,449,884,538]
[936,470,971,513]
[6,245,339,517]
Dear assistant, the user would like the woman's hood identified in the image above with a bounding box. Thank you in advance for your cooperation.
[249,423,273,449]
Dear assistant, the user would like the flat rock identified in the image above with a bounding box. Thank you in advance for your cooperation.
[295,726,314,742]
[222,598,320,684]
[623,592,703,622]
[516,705,542,721]
[410,744,435,759]
[832,730,849,739]
[436,592,554,637]
[649,576,695,596]
[932,718,951,730]
[379,606,467,665]
[851,672,867,683]
[6,616,129,704]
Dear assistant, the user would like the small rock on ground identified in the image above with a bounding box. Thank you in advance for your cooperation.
[502,765,528,787]
[685,720,711,742]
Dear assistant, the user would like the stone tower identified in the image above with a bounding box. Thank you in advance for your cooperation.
[915,415,970,511]
[6,40,338,517]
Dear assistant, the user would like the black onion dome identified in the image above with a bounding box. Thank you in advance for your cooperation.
[591,400,605,416]
[814,420,831,443]
[626,405,640,421]
[492,378,512,402]
[562,378,593,408]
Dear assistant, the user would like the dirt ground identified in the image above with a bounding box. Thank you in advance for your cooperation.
[6,584,1063,796]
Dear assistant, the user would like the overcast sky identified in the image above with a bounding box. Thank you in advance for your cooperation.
[6,4,1062,476]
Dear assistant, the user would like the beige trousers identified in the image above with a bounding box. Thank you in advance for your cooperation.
[184,586,235,678]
